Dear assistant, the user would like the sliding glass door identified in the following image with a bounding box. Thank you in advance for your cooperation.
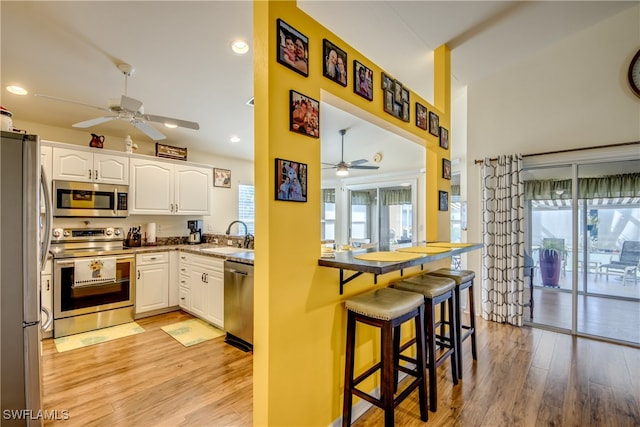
[524,160,640,345]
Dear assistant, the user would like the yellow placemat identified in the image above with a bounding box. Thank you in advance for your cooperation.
[396,246,451,254]
[354,251,423,262]
[161,318,225,347]
[426,242,474,248]
[54,322,145,353]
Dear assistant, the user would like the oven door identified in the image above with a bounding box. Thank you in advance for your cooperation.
[53,255,134,319]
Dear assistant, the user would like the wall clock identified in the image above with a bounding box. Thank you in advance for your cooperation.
[629,48,640,98]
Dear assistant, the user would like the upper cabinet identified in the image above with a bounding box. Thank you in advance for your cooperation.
[52,147,129,185]
[129,158,211,215]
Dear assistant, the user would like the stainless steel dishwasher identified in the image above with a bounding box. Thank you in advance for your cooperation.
[224,260,253,351]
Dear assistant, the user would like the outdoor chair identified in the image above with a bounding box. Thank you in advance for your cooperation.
[597,241,640,286]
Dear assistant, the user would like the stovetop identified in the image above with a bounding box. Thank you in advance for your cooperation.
[50,227,132,259]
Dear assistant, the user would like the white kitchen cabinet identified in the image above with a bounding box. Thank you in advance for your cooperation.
[168,250,179,307]
[179,253,224,328]
[135,252,169,314]
[178,252,190,310]
[129,158,211,215]
[41,258,53,335]
[52,147,128,184]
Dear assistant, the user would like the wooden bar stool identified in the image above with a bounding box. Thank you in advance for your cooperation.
[343,287,428,427]
[393,275,458,412]
[428,268,477,378]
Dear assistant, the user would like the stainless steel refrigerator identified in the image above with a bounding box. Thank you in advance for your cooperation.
[1,130,52,426]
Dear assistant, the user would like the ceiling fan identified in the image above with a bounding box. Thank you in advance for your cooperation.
[322,129,380,176]
[35,63,199,141]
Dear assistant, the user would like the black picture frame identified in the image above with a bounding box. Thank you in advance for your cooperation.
[289,90,319,138]
[275,158,307,202]
[439,190,448,211]
[439,127,449,149]
[442,159,451,180]
[382,72,410,122]
[276,19,308,77]
[415,103,427,130]
[429,111,440,137]
[381,72,393,90]
[353,60,373,101]
[384,90,394,114]
[402,102,410,122]
[323,39,347,86]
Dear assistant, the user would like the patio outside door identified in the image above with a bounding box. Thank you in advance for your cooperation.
[524,160,639,346]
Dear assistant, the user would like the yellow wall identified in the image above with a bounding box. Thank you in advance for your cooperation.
[254,2,451,425]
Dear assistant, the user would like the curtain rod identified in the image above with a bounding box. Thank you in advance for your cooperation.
[474,141,640,165]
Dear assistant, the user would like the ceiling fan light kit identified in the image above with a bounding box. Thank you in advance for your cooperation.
[35,63,199,141]
[323,128,380,177]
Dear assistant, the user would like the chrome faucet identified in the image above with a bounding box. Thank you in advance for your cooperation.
[225,220,253,249]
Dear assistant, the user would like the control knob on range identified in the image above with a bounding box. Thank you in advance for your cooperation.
[114,229,121,236]
[105,228,113,236]
[52,228,62,238]
[63,230,71,237]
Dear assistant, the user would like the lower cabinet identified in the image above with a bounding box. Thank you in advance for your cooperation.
[41,258,53,336]
[135,252,169,315]
[179,253,224,329]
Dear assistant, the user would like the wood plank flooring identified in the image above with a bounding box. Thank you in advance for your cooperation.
[41,311,640,426]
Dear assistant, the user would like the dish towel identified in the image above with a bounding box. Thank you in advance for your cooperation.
[74,258,116,287]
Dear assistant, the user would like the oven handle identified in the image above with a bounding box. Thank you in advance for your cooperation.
[71,279,121,289]
[54,255,135,266]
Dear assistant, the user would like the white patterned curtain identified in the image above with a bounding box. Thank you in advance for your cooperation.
[481,154,526,326]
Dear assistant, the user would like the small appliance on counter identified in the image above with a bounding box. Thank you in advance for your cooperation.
[187,220,202,244]
[125,226,142,247]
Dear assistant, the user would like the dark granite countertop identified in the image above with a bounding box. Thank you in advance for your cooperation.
[128,244,254,265]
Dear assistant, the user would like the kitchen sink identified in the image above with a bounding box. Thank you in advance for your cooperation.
[200,246,254,255]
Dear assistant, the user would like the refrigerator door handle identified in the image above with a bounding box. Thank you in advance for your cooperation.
[41,306,53,331]
[40,165,53,270]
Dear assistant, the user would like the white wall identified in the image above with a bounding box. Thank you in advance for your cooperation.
[21,120,253,237]
[463,5,640,300]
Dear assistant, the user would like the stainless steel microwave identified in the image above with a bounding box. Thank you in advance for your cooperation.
[52,180,128,218]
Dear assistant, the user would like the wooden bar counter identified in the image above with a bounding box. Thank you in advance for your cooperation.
[318,242,483,294]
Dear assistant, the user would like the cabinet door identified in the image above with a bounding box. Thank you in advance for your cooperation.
[189,266,209,320]
[41,273,53,333]
[94,153,129,185]
[208,271,224,328]
[174,165,211,215]
[136,263,169,314]
[52,148,93,182]
[129,159,173,214]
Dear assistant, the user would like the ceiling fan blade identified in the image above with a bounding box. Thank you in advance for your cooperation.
[321,162,338,167]
[35,94,112,112]
[347,159,369,166]
[120,95,143,112]
[72,116,118,128]
[132,119,166,141]
[350,165,380,170]
[144,114,200,130]
[322,166,338,170]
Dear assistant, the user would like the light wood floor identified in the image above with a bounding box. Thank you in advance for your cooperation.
[41,311,640,426]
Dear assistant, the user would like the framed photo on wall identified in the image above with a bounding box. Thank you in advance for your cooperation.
[289,90,319,138]
[442,159,451,180]
[440,127,449,149]
[276,19,309,77]
[214,168,231,188]
[439,190,449,211]
[415,103,427,130]
[429,111,440,137]
[353,60,373,100]
[275,158,307,202]
[323,39,347,86]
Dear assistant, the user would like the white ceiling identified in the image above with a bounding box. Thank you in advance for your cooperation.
[1,1,634,179]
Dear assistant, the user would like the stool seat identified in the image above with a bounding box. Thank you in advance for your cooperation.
[345,288,424,320]
[394,275,455,298]
[429,268,475,285]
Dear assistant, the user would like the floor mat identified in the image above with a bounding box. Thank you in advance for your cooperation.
[161,318,225,347]
[54,322,144,353]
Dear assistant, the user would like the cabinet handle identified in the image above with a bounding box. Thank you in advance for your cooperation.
[137,270,141,280]
[180,297,185,300]
[89,169,92,179]
[95,169,98,180]
[175,204,178,212]
[150,257,157,260]
[46,279,50,291]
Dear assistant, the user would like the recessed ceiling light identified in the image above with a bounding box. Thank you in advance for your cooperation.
[6,85,28,95]
[164,123,178,129]
[231,39,249,55]
[230,136,240,143]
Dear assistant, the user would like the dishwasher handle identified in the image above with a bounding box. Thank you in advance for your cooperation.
[227,269,248,276]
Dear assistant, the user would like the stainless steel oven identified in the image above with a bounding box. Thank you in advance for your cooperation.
[53,180,128,218]
[50,227,135,337]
